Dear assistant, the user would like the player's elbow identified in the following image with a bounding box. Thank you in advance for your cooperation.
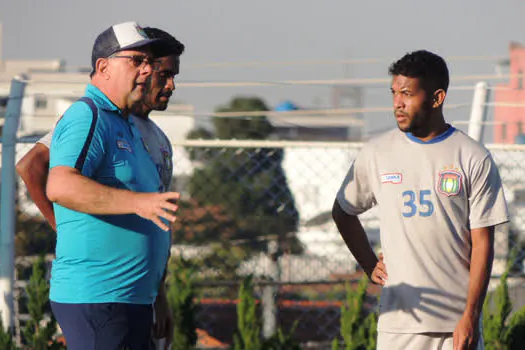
[46,167,65,203]
[46,166,81,204]
[46,179,59,203]
[16,143,50,182]
[16,151,34,179]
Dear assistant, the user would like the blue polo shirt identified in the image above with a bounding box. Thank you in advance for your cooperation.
[49,84,170,305]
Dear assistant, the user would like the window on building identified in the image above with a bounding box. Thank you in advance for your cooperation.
[519,70,524,90]
[501,123,507,141]
[35,96,48,110]
[518,120,523,134]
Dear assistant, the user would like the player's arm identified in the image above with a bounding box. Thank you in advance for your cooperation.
[48,165,179,232]
[453,226,494,349]
[47,103,179,231]
[454,154,509,349]
[464,226,494,318]
[16,142,56,230]
[332,147,386,284]
[332,201,386,285]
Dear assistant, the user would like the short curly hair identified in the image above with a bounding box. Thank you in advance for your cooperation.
[388,50,449,94]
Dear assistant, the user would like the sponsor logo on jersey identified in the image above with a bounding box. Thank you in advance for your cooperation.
[437,170,462,196]
[381,173,403,184]
[116,139,132,153]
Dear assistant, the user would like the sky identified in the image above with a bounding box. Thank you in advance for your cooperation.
[1,0,525,137]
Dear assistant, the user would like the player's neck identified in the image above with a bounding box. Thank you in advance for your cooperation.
[131,105,151,120]
[410,114,449,142]
[133,113,150,120]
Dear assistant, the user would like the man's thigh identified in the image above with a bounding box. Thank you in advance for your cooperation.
[378,332,485,350]
[51,302,154,350]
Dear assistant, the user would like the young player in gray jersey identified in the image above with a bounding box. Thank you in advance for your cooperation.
[332,50,509,350]
[16,27,184,350]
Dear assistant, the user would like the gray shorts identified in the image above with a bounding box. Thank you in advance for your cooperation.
[377,331,484,350]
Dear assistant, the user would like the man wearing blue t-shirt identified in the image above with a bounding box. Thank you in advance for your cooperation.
[45,21,179,350]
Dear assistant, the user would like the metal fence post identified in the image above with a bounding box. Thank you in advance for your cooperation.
[263,239,281,339]
[467,81,490,142]
[0,76,26,332]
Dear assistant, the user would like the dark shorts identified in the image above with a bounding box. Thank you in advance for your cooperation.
[51,301,154,350]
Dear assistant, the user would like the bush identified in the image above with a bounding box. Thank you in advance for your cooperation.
[22,256,64,350]
[233,276,262,350]
[332,277,377,350]
[483,248,525,350]
[0,316,16,350]
[167,257,198,349]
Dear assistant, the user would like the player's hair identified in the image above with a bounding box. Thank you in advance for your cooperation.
[388,50,449,94]
[143,27,185,58]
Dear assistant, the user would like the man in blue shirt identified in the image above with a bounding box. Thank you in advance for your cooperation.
[45,21,179,350]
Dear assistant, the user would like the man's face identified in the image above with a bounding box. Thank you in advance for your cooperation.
[391,75,432,133]
[143,55,180,111]
[106,48,157,109]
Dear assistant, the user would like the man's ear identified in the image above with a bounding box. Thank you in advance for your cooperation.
[95,58,110,79]
[432,89,446,108]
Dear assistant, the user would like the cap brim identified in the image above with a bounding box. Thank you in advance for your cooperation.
[118,38,163,52]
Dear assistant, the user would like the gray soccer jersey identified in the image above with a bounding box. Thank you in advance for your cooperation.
[336,127,509,333]
[133,116,173,192]
[39,115,173,192]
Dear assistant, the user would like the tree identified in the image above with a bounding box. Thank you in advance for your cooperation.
[0,316,16,350]
[504,307,525,350]
[483,265,512,350]
[166,257,198,350]
[22,256,64,350]
[233,275,262,350]
[482,248,525,350]
[186,97,300,263]
[332,277,377,350]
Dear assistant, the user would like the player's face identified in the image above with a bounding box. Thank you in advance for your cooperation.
[391,75,432,133]
[106,49,157,109]
[143,55,180,111]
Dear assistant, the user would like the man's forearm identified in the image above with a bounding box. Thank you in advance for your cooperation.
[464,227,495,318]
[332,201,378,275]
[23,171,56,230]
[47,166,141,215]
[16,143,56,229]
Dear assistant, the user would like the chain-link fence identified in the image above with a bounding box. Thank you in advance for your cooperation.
[9,139,525,348]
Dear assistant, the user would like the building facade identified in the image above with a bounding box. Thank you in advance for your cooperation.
[494,42,525,144]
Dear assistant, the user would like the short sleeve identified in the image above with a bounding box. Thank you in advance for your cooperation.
[336,146,377,215]
[50,101,106,177]
[468,155,509,229]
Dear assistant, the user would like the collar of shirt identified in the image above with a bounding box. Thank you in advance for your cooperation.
[84,84,122,115]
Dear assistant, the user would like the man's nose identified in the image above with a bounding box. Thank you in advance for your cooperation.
[140,62,153,76]
[393,95,404,109]
[166,78,175,91]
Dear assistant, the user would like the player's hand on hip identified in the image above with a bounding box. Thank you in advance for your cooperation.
[134,191,180,231]
[370,253,388,286]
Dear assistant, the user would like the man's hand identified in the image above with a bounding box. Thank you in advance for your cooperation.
[153,288,174,349]
[370,253,388,286]
[134,192,180,231]
[453,313,479,350]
